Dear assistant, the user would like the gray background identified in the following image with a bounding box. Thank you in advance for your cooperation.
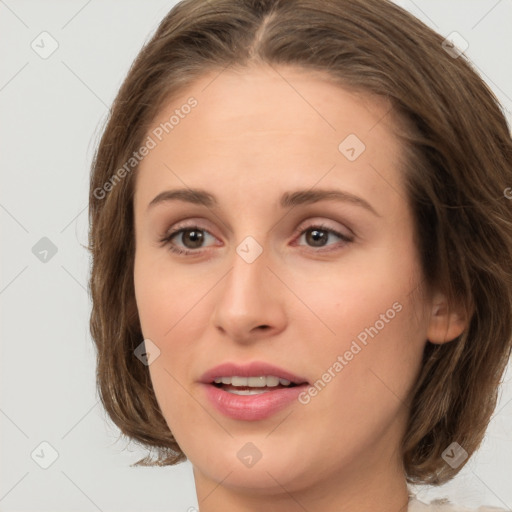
[1,1,511,510]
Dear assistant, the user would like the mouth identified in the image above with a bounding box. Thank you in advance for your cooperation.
[200,361,309,390]
[211,375,302,395]
[200,362,310,421]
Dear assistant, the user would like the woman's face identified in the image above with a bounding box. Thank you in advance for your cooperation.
[132,65,451,502]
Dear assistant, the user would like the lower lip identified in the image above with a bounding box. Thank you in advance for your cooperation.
[202,383,308,421]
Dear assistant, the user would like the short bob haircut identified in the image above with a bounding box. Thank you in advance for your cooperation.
[88,0,512,486]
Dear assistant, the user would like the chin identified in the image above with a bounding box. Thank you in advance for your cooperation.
[187,436,314,493]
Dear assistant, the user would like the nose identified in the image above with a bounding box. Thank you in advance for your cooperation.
[211,240,287,344]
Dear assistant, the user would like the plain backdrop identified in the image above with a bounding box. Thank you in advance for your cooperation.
[1,1,511,511]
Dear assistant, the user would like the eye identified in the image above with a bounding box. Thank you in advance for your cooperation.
[159,225,217,256]
[158,221,354,256]
[292,223,354,252]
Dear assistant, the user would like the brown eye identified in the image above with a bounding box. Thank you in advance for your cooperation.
[159,225,216,255]
[176,228,205,249]
[305,228,329,247]
[295,224,353,251]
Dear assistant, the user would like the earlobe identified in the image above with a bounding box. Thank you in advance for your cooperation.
[426,294,468,344]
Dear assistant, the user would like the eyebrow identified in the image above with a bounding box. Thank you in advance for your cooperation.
[147,187,381,217]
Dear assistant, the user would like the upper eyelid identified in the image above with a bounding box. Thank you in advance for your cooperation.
[164,220,352,245]
[166,218,348,235]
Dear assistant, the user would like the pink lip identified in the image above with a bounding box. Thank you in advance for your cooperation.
[199,361,308,385]
[199,361,309,421]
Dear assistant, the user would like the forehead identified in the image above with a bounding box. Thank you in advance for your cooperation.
[151,64,394,140]
[134,64,405,208]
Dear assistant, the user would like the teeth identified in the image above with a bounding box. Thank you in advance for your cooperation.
[212,376,292,387]
[226,388,270,395]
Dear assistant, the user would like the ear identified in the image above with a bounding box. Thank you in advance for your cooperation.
[426,292,468,344]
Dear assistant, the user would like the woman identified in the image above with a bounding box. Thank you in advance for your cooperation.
[88,0,512,510]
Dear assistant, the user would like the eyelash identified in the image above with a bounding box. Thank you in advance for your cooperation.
[158,222,354,257]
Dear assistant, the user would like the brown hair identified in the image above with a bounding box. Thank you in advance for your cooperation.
[88,0,512,485]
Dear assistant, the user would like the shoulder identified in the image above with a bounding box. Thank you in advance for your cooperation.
[409,497,511,512]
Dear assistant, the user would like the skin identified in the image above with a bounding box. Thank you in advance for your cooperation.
[132,64,467,512]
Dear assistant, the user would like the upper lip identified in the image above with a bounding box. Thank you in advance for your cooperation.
[199,361,309,385]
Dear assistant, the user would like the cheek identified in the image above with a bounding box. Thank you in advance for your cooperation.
[294,236,422,344]
[134,250,205,341]
[296,235,426,401]
[133,251,213,413]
